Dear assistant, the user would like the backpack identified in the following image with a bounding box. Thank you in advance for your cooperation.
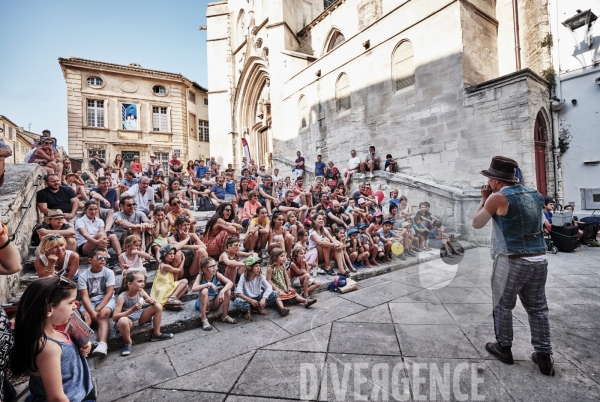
[197,196,216,211]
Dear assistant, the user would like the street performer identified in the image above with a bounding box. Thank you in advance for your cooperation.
[472,156,554,376]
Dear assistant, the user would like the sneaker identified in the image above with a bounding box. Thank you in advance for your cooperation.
[151,333,174,342]
[370,259,379,266]
[91,341,108,357]
[368,172,374,178]
[317,268,327,275]
[121,344,133,356]
[359,262,366,268]
[261,249,269,260]
[363,260,371,267]
[358,173,365,179]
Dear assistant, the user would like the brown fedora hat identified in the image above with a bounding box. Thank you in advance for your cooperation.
[481,156,519,183]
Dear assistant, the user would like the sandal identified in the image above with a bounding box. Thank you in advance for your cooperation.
[221,315,237,324]
[253,307,268,315]
[304,299,317,308]
[326,268,336,276]
[201,319,213,331]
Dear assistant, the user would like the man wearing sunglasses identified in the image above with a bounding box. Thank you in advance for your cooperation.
[27,138,58,174]
[122,176,155,217]
[113,196,153,244]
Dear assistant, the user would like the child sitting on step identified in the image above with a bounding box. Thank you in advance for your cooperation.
[266,248,317,308]
[289,247,322,299]
[150,245,188,309]
[113,271,173,356]
[78,248,115,357]
[192,257,236,331]
[234,257,289,320]
[149,206,170,262]
[118,235,152,276]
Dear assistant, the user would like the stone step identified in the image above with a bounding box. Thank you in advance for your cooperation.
[103,241,477,349]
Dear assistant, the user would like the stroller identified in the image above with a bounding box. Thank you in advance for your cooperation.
[544,229,558,254]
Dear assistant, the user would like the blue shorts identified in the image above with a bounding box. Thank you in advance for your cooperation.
[80,296,116,312]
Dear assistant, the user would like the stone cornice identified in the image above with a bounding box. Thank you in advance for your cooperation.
[464,68,548,93]
[58,57,208,92]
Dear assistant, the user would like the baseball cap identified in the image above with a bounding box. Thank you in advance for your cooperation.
[383,218,395,225]
[333,275,347,287]
[245,256,263,267]
[373,211,383,217]
[159,244,176,258]
[347,228,359,236]
[358,199,366,204]
[357,222,368,229]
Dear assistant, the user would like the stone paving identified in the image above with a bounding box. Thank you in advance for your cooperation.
[83,246,600,401]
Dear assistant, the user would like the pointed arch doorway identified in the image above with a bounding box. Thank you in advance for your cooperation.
[534,111,548,196]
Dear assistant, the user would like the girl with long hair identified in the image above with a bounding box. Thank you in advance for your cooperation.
[11,277,94,401]
[203,202,242,257]
[114,271,173,356]
[192,257,236,331]
[267,248,317,307]
[268,212,294,255]
[150,245,188,307]
[306,213,345,276]
[236,178,250,222]
[113,154,125,180]
[149,206,170,261]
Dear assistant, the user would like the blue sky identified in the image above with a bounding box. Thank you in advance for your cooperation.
[0,0,210,149]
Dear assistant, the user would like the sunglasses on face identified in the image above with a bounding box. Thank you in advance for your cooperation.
[95,255,109,261]
[46,234,64,240]
[125,203,136,207]
[171,201,180,206]
[224,208,232,212]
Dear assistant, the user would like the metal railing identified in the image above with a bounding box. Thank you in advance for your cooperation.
[8,174,44,241]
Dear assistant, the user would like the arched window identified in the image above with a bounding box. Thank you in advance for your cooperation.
[534,111,548,195]
[237,11,246,46]
[326,30,346,53]
[299,95,308,129]
[336,73,351,112]
[393,41,415,91]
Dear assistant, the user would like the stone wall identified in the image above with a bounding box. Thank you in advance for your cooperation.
[519,0,551,76]
[272,155,492,245]
[0,164,46,303]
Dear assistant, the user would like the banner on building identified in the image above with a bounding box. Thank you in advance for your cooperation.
[241,138,251,162]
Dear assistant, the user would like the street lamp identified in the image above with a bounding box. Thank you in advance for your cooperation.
[562,9,598,49]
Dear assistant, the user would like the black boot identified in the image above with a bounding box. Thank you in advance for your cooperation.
[485,342,514,364]
[532,352,555,376]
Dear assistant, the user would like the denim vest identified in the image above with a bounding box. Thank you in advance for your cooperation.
[491,184,546,259]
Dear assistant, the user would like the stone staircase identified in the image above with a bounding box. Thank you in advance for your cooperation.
[11,177,477,350]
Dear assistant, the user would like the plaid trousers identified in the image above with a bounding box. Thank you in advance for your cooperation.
[491,255,552,354]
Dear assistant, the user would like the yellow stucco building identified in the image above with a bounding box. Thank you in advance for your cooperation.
[58,57,209,172]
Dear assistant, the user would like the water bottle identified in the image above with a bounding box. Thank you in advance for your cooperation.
[312,266,317,278]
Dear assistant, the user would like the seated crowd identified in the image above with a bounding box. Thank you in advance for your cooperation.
[29,142,459,360]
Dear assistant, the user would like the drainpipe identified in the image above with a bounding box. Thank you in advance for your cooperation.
[512,0,522,70]
[550,0,563,204]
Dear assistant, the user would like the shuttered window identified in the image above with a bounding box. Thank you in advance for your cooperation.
[87,99,104,127]
[299,95,308,129]
[199,120,209,142]
[152,107,168,132]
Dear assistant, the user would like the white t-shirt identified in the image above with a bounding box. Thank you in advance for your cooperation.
[147,160,161,171]
[125,184,155,212]
[75,215,105,246]
[201,177,215,186]
[347,156,361,170]
[77,267,115,303]
[272,174,283,183]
